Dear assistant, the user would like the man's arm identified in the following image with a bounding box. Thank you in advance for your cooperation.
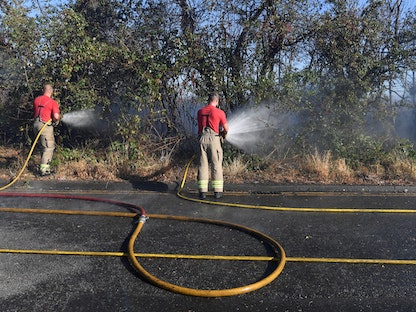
[52,101,61,123]
[53,112,61,122]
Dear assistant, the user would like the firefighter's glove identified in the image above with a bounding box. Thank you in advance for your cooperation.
[219,129,227,140]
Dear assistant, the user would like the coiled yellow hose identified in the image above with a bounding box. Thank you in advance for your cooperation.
[127,214,286,297]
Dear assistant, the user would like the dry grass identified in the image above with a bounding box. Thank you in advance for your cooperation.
[0,147,22,178]
[302,149,363,184]
[330,158,354,183]
[384,150,416,181]
[224,156,247,176]
[1,145,416,185]
[304,149,331,180]
[56,159,118,181]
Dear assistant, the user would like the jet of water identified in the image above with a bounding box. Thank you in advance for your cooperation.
[61,109,98,128]
[226,105,299,155]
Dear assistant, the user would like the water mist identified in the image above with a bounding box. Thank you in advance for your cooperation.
[225,105,300,156]
[61,109,98,128]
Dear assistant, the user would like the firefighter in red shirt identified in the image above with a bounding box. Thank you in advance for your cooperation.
[197,92,229,199]
[33,84,61,176]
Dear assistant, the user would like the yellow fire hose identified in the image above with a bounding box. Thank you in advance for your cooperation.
[0,119,51,191]
[0,202,286,297]
[127,213,286,297]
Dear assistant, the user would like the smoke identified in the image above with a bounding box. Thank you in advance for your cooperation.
[391,107,416,142]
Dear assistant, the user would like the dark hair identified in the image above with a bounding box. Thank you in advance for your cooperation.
[208,92,219,103]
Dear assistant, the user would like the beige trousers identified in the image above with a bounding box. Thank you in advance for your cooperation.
[34,119,55,165]
[197,127,224,193]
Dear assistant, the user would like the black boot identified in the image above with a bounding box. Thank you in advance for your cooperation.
[199,192,206,200]
[214,192,223,199]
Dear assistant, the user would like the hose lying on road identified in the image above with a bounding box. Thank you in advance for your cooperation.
[0,192,286,297]
[128,213,286,297]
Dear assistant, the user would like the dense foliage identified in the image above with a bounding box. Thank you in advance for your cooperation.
[0,0,415,168]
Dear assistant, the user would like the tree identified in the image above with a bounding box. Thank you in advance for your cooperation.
[0,0,415,167]
[0,0,40,143]
[294,0,416,162]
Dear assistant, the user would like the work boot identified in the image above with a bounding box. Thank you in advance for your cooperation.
[214,192,223,199]
[199,192,206,200]
[40,164,51,176]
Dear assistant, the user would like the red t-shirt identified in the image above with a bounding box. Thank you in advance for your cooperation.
[33,95,60,122]
[197,105,227,134]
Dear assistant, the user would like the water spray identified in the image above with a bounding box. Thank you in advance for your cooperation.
[61,109,98,129]
[226,105,301,156]
[225,105,298,156]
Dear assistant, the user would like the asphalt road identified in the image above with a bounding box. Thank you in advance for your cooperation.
[0,180,415,312]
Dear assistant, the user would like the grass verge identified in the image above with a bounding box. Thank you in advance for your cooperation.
[1,144,416,185]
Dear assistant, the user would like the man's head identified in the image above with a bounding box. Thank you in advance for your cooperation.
[43,84,53,97]
[208,92,220,107]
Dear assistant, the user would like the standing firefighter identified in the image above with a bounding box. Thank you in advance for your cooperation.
[197,92,229,199]
[33,84,61,176]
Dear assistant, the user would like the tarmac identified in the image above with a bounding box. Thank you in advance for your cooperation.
[0,179,415,312]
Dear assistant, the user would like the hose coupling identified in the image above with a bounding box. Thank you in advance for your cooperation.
[138,215,149,224]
